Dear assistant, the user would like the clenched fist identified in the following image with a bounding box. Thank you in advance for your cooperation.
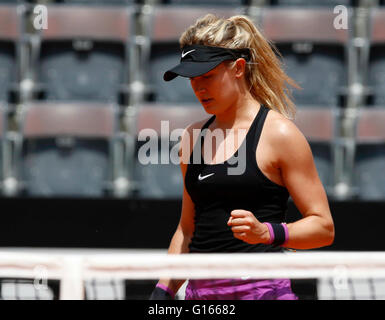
[227,209,271,244]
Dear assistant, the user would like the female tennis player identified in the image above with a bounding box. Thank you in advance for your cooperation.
[150,14,334,300]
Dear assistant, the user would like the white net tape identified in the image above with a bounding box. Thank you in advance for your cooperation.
[0,250,385,300]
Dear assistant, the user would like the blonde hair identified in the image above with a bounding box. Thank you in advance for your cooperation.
[179,14,300,119]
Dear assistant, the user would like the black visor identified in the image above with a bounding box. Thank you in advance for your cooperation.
[163,44,251,82]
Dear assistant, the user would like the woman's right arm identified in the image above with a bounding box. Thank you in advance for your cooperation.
[156,187,195,295]
[154,122,201,296]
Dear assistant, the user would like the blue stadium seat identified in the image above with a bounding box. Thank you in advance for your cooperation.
[36,5,132,103]
[0,104,7,190]
[270,0,350,6]
[294,108,336,193]
[0,43,15,103]
[0,0,21,3]
[163,0,246,5]
[261,8,348,108]
[135,138,183,199]
[19,102,118,197]
[148,6,244,104]
[150,44,198,104]
[134,104,206,199]
[52,0,134,4]
[0,5,19,103]
[369,45,385,106]
[368,8,385,107]
[354,108,385,200]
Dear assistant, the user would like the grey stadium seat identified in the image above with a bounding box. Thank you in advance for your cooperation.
[52,0,134,5]
[270,0,350,6]
[354,108,385,200]
[368,8,385,107]
[36,5,132,103]
[150,44,198,104]
[163,0,246,5]
[369,45,385,106]
[134,104,206,199]
[19,102,118,197]
[0,104,7,192]
[294,107,336,194]
[261,8,348,108]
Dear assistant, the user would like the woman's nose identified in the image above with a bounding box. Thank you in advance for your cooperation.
[197,86,206,94]
[192,80,206,93]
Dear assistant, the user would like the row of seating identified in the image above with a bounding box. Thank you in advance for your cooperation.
[0,3,383,200]
[12,0,385,7]
[0,3,384,107]
[0,1,358,6]
[0,101,383,200]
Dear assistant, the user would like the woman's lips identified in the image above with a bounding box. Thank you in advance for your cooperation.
[201,98,213,104]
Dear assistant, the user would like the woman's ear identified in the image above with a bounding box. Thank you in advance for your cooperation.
[234,58,246,79]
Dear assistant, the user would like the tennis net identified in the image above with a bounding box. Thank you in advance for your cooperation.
[0,249,385,300]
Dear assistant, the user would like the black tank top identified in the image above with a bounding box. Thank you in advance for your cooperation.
[185,105,289,253]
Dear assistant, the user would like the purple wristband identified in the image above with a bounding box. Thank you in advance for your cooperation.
[156,283,175,298]
[263,222,289,246]
[263,222,275,245]
[281,223,289,245]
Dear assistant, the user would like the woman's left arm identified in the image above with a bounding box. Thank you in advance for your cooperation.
[274,119,335,249]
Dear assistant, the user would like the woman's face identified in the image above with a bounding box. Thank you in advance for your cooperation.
[189,61,239,114]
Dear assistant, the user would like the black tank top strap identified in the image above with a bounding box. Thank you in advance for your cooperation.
[189,115,216,165]
[247,105,270,156]
[200,115,216,148]
[202,115,216,130]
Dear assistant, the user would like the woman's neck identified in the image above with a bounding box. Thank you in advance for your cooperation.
[213,94,260,130]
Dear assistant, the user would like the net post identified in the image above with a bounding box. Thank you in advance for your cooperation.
[59,256,84,300]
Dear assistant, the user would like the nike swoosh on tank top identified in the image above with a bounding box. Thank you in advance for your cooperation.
[185,105,290,253]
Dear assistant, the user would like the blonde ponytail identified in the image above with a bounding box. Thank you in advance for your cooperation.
[179,14,300,119]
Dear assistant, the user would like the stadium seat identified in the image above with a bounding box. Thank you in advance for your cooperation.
[163,0,247,5]
[53,0,133,4]
[148,6,245,104]
[354,108,385,200]
[261,8,348,108]
[18,102,118,197]
[293,107,336,194]
[149,43,198,104]
[134,104,206,199]
[35,5,133,103]
[269,0,350,6]
[0,103,7,191]
[0,5,20,103]
[368,8,385,107]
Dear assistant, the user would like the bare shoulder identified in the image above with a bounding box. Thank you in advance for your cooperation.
[264,109,314,169]
[265,109,307,146]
